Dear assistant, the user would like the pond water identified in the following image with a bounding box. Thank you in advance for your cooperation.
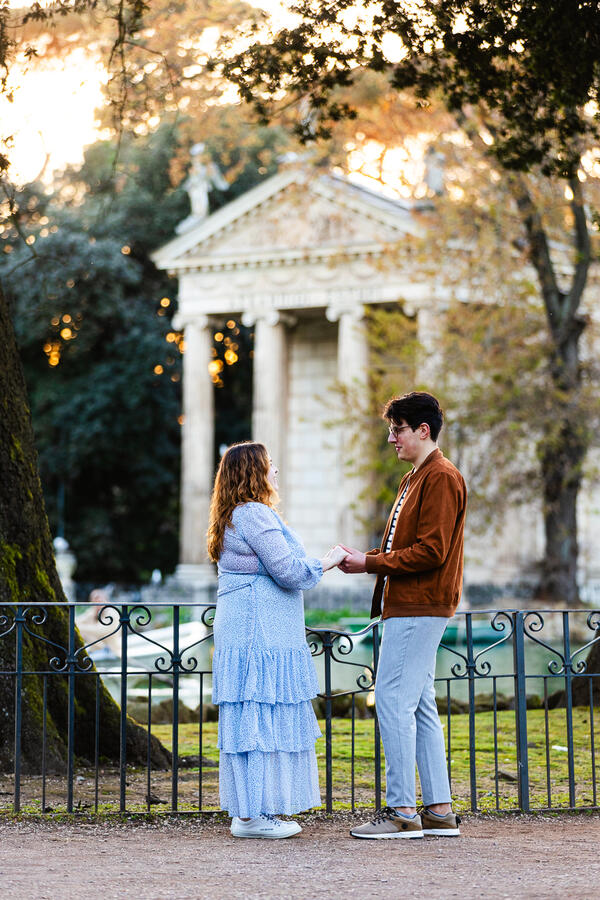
[92,616,590,711]
[308,616,594,704]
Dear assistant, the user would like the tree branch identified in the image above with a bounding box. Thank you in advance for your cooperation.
[507,173,562,330]
[566,174,591,321]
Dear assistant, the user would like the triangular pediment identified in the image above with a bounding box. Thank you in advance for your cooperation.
[152,168,420,271]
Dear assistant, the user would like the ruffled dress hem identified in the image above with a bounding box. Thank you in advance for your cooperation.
[212,645,319,704]
[217,699,321,753]
[219,748,321,818]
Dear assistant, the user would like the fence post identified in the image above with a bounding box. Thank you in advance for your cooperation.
[66,603,76,813]
[119,604,130,812]
[171,604,180,812]
[372,621,382,810]
[13,605,24,813]
[465,614,478,811]
[512,611,530,812]
[562,611,576,808]
[323,631,333,813]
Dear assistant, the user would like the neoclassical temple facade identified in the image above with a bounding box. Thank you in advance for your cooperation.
[153,163,600,603]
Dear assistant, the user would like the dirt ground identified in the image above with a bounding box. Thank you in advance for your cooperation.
[1,812,599,900]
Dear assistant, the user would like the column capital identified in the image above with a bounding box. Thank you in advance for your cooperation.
[172,312,211,331]
[326,304,365,324]
[242,310,296,328]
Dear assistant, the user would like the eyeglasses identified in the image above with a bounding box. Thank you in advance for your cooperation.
[388,423,413,438]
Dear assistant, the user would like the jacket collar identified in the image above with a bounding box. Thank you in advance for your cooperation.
[409,446,443,478]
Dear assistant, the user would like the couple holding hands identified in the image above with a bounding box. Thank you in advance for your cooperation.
[207,391,467,840]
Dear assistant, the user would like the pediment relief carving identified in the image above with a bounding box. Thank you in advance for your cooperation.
[179,184,406,261]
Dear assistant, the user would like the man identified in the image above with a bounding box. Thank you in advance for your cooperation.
[339,391,467,839]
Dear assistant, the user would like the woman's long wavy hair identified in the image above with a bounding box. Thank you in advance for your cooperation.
[207,441,277,562]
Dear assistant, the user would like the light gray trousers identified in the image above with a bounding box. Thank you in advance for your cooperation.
[374,615,452,808]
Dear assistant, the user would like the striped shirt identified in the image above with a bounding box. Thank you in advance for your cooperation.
[384,475,411,553]
[381,475,411,613]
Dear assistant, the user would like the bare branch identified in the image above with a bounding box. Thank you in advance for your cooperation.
[507,173,561,329]
[566,174,591,320]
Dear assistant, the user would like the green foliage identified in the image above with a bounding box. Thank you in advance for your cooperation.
[0,119,290,583]
[1,126,189,583]
[221,1,600,177]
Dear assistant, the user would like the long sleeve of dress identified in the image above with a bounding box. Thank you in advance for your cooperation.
[236,503,323,590]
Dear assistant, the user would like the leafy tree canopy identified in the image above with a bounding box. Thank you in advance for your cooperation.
[1,125,190,583]
[220,0,600,177]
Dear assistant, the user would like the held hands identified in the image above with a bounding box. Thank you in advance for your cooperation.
[337,545,367,574]
[320,544,349,572]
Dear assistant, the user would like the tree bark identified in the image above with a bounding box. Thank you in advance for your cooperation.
[549,628,600,708]
[571,629,600,707]
[0,285,170,773]
[510,174,590,606]
[539,427,585,607]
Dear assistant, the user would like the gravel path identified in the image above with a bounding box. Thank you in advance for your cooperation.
[1,813,599,899]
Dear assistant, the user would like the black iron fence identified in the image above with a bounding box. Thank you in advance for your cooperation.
[1,601,599,815]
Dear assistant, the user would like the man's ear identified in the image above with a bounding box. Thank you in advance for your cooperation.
[420,423,431,439]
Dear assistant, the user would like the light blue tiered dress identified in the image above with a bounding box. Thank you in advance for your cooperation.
[212,502,323,818]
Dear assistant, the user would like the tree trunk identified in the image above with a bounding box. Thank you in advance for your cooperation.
[549,628,600,708]
[0,286,170,773]
[536,313,589,607]
[538,423,585,607]
[571,629,600,707]
[511,174,590,607]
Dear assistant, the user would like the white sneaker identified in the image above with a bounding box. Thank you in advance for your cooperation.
[230,814,302,839]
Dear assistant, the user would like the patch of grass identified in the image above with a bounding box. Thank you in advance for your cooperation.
[153,705,600,813]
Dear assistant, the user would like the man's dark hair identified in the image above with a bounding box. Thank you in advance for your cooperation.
[383,392,444,441]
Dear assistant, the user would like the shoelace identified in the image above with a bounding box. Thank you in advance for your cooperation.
[370,806,401,824]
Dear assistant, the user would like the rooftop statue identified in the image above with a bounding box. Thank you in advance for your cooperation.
[176,142,229,234]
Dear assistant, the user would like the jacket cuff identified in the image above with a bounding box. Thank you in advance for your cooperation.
[365,554,381,574]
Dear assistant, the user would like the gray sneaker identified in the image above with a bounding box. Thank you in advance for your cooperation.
[420,807,461,836]
[350,807,424,840]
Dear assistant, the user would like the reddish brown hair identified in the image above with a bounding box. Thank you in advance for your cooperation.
[206,441,277,562]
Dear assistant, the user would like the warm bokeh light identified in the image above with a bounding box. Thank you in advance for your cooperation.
[1,46,109,184]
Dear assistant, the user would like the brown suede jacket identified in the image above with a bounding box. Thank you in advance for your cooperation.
[367,448,467,619]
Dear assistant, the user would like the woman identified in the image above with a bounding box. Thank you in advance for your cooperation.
[207,441,346,839]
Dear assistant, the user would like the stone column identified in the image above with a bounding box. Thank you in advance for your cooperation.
[176,314,216,585]
[414,303,442,387]
[327,305,371,557]
[246,312,290,500]
[335,307,369,387]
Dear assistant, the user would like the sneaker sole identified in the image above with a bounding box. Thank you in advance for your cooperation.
[350,830,424,840]
[231,829,302,839]
[422,828,460,836]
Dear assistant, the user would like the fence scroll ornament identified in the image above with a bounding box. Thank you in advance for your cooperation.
[306,624,376,693]
[1,603,600,816]
[523,610,600,675]
[438,611,515,678]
